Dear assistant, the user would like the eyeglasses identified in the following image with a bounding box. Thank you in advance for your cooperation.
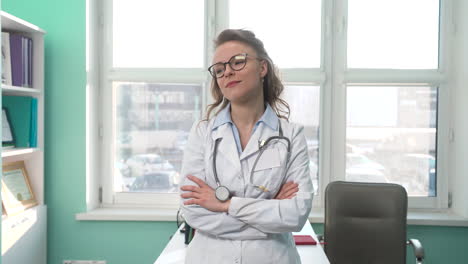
[208,53,258,79]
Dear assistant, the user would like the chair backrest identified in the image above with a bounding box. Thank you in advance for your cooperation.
[324,181,408,264]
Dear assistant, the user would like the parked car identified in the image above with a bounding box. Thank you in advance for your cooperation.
[174,131,189,151]
[117,133,132,144]
[126,153,175,177]
[346,167,388,183]
[347,153,386,171]
[128,171,180,192]
[159,147,184,172]
[400,153,436,196]
[346,153,388,183]
[346,143,372,155]
[115,161,130,178]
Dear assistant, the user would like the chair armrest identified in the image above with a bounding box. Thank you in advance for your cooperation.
[407,238,424,264]
[316,234,324,243]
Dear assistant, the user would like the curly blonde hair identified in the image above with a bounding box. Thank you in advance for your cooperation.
[205,29,290,121]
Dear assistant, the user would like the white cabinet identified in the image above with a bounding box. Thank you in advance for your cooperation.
[1,11,46,264]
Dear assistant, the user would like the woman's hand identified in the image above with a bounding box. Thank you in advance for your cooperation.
[180,175,231,212]
[274,181,299,200]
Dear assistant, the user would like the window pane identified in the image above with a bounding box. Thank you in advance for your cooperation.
[113,0,204,68]
[113,82,202,193]
[347,0,439,69]
[346,86,437,197]
[282,86,320,194]
[230,0,321,68]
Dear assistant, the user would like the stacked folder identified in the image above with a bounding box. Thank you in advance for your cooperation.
[2,96,38,148]
[2,32,33,87]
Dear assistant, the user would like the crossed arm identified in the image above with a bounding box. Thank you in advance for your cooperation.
[181,176,298,212]
[180,122,312,239]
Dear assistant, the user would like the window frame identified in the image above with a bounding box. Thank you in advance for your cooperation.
[332,0,450,209]
[99,0,211,208]
[92,0,451,212]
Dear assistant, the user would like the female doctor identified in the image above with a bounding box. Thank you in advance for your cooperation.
[180,29,313,264]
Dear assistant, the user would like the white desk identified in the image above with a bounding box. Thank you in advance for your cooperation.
[154,220,330,264]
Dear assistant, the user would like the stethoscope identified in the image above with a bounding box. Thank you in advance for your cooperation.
[212,121,291,202]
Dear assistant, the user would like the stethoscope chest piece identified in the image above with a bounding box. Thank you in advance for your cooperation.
[212,121,291,200]
[215,185,231,202]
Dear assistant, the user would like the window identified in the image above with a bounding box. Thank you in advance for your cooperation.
[99,0,206,207]
[113,83,202,195]
[341,0,443,209]
[95,0,449,210]
[112,0,204,68]
[229,0,322,68]
[282,85,321,194]
[347,0,439,69]
[346,86,438,197]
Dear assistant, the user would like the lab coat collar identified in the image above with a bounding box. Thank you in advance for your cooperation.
[211,103,281,162]
[211,121,279,165]
[212,103,279,132]
[212,103,232,130]
[261,104,279,131]
[211,123,242,172]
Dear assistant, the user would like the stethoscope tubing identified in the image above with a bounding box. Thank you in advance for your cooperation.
[212,121,291,192]
[248,135,291,191]
[212,138,223,187]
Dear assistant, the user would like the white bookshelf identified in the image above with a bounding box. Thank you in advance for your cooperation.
[1,11,46,264]
[2,84,41,96]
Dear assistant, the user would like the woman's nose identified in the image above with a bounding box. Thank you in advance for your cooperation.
[224,65,235,77]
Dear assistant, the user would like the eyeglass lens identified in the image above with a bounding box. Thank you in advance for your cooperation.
[211,54,247,78]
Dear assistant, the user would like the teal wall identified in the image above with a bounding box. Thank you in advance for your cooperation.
[2,1,176,264]
[2,1,468,264]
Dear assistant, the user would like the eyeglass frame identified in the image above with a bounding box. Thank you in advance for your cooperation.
[207,53,262,79]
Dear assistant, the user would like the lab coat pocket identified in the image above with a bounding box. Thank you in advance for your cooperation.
[252,148,281,172]
[249,148,283,198]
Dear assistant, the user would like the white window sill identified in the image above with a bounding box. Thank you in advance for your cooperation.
[75,207,178,221]
[76,207,468,226]
[309,210,468,227]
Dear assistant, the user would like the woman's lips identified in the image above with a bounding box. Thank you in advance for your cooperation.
[226,81,241,88]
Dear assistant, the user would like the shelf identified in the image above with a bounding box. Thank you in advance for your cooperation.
[1,10,46,264]
[2,205,47,263]
[1,148,40,158]
[1,85,41,96]
[0,11,46,34]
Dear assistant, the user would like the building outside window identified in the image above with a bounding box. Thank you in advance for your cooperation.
[96,0,448,210]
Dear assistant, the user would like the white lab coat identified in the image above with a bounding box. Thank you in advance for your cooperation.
[180,116,313,264]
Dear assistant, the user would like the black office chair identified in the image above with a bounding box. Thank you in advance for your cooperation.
[321,181,424,264]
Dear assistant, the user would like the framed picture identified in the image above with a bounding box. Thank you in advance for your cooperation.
[2,107,16,148]
[2,161,37,215]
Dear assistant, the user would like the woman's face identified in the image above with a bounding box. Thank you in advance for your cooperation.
[212,41,267,105]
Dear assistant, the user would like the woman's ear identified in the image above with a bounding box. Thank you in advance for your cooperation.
[260,60,268,78]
